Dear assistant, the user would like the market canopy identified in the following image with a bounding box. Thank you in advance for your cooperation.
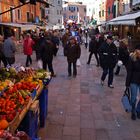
[0,23,37,31]
[107,11,140,25]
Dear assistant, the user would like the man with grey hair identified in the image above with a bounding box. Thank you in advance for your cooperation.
[3,34,16,65]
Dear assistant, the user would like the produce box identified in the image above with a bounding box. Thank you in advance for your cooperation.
[38,88,48,127]
[17,100,39,139]
[8,98,32,134]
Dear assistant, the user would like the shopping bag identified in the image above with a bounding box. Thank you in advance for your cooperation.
[117,60,123,67]
[76,59,81,66]
[121,88,132,112]
[37,60,43,69]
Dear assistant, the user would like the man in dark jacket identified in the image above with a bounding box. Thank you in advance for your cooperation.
[3,34,16,65]
[98,35,118,88]
[87,36,99,66]
[39,35,56,77]
[64,36,81,77]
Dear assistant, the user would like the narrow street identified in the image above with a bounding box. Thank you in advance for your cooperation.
[16,44,140,140]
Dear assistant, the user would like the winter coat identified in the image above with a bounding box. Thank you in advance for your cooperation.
[39,37,55,62]
[98,41,118,68]
[23,37,34,55]
[3,37,16,58]
[118,45,129,65]
[0,42,4,58]
[125,55,140,87]
[89,39,98,53]
[62,33,70,47]
[64,43,81,63]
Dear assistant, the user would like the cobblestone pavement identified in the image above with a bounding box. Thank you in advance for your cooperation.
[16,45,140,140]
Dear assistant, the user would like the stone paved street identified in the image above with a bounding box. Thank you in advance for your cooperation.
[15,44,140,140]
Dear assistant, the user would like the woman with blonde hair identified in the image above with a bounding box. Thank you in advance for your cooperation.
[125,44,140,120]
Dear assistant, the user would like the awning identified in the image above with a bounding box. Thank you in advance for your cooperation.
[0,23,37,31]
[107,11,140,25]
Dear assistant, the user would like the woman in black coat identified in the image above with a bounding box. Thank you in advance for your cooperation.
[64,36,81,77]
[87,36,100,66]
[125,45,140,120]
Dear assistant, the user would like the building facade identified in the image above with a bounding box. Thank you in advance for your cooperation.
[45,0,63,29]
[85,0,100,25]
[0,0,44,23]
[99,0,106,23]
[63,2,86,24]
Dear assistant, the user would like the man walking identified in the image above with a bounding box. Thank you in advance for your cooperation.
[99,35,118,88]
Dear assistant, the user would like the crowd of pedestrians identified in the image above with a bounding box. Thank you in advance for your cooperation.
[0,26,140,121]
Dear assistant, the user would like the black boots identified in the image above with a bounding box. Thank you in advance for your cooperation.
[131,113,136,120]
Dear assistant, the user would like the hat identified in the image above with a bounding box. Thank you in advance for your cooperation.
[135,44,140,50]
[107,35,113,40]
[69,36,75,40]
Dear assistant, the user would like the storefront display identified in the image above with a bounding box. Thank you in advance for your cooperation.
[0,66,51,139]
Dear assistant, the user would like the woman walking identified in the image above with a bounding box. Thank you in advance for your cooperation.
[125,45,140,120]
[64,36,81,77]
[23,33,34,67]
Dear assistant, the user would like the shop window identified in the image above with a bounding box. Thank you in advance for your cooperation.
[102,10,104,17]
[108,7,110,15]
[58,0,61,5]
[46,10,50,14]
[99,11,101,17]
[58,19,61,23]
[17,9,21,20]
[27,12,30,22]
[77,7,79,12]
[84,8,86,12]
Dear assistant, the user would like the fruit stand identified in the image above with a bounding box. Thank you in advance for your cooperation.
[0,66,51,140]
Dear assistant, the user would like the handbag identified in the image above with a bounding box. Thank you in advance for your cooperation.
[121,88,132,112]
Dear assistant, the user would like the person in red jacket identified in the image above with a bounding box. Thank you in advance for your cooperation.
[23,33,35,67]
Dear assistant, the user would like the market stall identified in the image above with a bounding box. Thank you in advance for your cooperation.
[0,66,51,140]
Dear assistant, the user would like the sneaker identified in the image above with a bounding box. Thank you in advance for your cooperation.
[131,113,136,120]
[101,80,104,86]
[108,85,114,88]
[87,62,90,65]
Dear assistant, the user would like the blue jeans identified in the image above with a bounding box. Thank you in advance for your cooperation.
[101,67,114,85]
[130,83,140,114]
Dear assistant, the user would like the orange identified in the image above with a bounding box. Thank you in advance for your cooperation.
[0,119,9,130]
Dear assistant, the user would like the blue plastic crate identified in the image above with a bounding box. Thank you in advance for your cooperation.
[30,89,37,99]
[17,101,39,139]
[38,88,48,127]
